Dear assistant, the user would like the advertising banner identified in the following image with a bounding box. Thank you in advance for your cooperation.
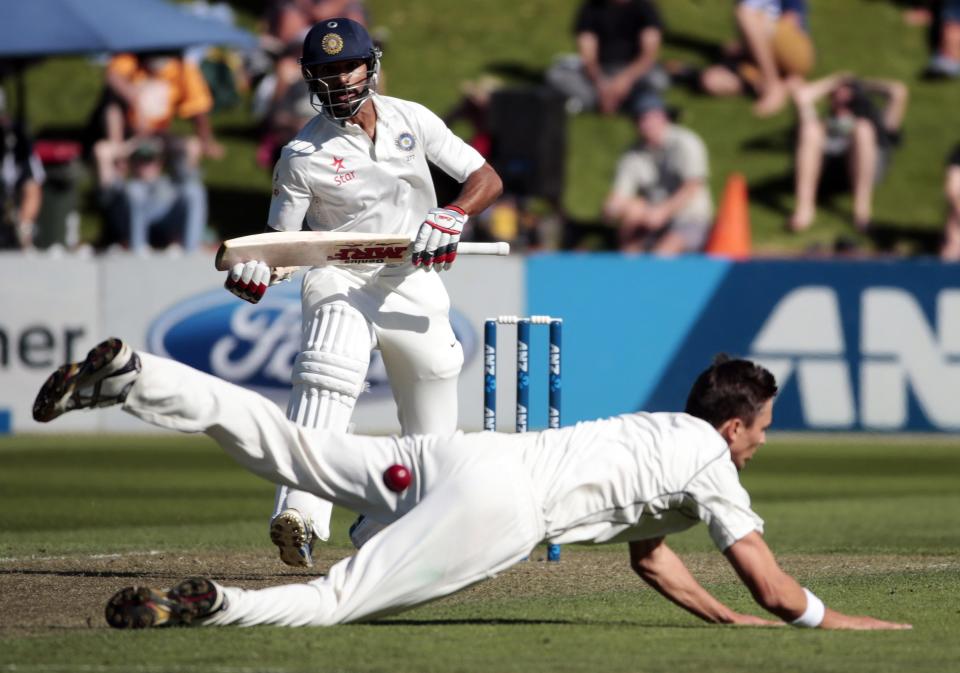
[527,256,960,432]
[5,252,960,434]
[0,256,101,432]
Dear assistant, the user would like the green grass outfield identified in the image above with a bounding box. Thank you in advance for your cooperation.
[2,433,960,673]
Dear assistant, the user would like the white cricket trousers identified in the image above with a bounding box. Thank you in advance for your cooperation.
[275,264,464,541]
[124,353,544,626]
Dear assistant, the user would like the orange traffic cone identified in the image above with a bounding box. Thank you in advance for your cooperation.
[705,173,751,259]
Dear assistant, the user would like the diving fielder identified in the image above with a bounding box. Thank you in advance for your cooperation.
[34,339,910,631]
[223,18,502,566]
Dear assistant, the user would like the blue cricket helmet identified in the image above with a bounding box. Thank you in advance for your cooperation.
[300,18,381,121]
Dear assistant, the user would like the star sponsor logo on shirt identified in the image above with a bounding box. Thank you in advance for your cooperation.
[395,132,416,152]
[331,155,357,186]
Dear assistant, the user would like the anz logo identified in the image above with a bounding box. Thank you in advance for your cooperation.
[147,282,477,401]
[747,286,960,431]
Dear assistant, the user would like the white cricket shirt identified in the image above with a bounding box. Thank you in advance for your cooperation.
[267,94,485,237]
[522,412,764,551]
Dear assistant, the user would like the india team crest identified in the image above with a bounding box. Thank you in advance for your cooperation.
[395,132,416,152]
[322,33,344,55]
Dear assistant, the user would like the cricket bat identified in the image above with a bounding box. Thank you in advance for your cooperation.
[214,231,510,271]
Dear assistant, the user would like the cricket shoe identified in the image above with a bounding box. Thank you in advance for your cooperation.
[105,577,225,629]
[270,509,315,567]
[32,338,141,423]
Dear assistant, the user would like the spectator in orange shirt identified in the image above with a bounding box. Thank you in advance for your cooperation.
[101,51,225,161]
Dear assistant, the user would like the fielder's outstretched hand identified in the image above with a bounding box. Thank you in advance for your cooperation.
[411,206,467,271]
[225,260,272,304]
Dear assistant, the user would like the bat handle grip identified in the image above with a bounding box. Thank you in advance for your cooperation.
[457,242,510,256]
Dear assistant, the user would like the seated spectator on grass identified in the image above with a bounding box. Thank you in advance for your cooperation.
[546,0,667,115]
[603,94,713,255]
[93,137,207,254]
[443,74,507,161]
[252,41,316,169]
[303,0,368,25]
[0,90,43,250]
[788,74,909,234]
[924,0,960,77]
[263,0,311,48]
[262,0,368,51]
[94,51,225,164]
[941,144,960,259]
[898,0,935,26]
[699,0,813,117]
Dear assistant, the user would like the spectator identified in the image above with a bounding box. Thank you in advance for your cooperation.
[699,0,813,117]
[93,137,208,254]
[0,90,44,250]
[941,144,960,259]
[253,42,315,169]
[924,0,960,78]
[97,51,225,162]
[262,0,367,49]
[899,0,935,27]
[603,94,713,254]
[263,0,311,48]
[546,0,667,115]
[788,74,909,233]
[304,0,368,25]
[443,75,503,160]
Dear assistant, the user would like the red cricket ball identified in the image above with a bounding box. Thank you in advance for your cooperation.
[383,464,412,492]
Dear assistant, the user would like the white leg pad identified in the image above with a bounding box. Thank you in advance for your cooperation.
[273,302,373,541]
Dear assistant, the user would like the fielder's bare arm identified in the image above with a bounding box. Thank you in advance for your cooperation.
[33,341,910,631]
[219,17,503,567]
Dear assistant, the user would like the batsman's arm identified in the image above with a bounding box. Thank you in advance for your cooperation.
[628,538,778,626]
[724,531,911,630]
[447,162,503,216]
[411,162,502,269]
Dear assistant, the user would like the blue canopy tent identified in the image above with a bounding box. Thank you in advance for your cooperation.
[0,0,256,58]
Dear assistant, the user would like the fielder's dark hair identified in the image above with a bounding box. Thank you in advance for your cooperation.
[684,354,778,429]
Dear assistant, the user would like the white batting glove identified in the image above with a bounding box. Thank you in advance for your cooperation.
[224,260,272,304]
[411,206,468,271]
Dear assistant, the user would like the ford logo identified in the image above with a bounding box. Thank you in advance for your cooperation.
[146,282,477,400]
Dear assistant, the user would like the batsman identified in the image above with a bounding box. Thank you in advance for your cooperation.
[222,18,502,565]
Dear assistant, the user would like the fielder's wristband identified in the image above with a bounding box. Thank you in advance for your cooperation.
[790,588,826,628]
